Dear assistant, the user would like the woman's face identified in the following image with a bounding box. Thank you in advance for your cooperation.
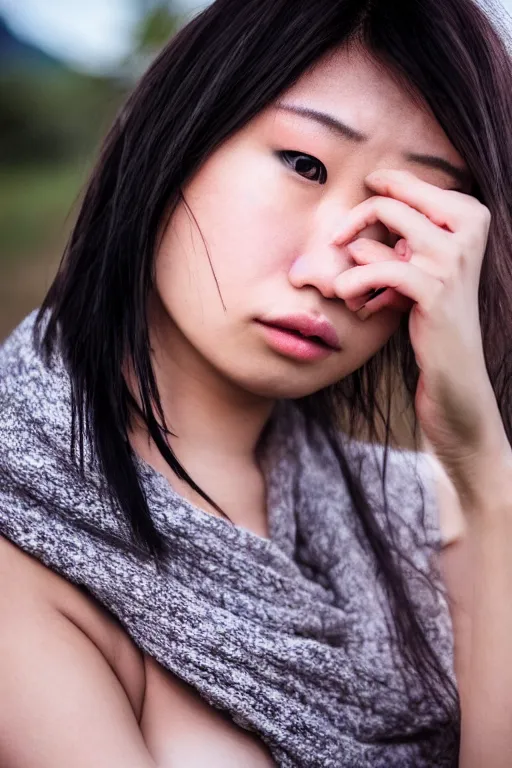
[154,44,469,399]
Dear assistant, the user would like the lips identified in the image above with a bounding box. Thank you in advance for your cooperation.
[257,313,341,350]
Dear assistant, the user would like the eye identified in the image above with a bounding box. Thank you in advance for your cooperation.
[278,150,327,185]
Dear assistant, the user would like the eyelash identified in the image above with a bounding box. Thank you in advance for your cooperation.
[277,151,465,194]
[278,150,328,185]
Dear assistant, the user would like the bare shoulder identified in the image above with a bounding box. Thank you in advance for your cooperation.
[0,534,152,768]
[0,534,146,714]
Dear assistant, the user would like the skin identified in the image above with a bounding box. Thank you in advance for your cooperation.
[134,41,469,530]
[5,40,507,767]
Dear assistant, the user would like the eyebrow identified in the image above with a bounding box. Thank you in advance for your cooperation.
[274,102,472,188]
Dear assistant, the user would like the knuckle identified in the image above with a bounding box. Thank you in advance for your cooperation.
[376,196,395,212]
[456,225,485,253]
[478,202,491,221]
[471,201,491,227]
[454,243,466,265]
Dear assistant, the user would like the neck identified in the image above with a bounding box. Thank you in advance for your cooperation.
[128,308,276,536]
[154,353,274,466]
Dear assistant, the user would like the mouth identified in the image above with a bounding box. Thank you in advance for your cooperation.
[255,313,341,362]
[274,327,332,347]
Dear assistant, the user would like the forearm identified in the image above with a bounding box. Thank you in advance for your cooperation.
[457,462,512,767]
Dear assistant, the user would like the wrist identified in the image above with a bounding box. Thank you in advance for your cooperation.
[459,445,512,522]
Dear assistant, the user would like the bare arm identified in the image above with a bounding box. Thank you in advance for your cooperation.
[456,499,512,768]
[430,450,512,767]
[0,536,156,768]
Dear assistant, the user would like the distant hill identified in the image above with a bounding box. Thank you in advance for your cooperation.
[0,15,65,71]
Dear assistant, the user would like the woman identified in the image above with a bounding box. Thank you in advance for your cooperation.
[1,0,512,765]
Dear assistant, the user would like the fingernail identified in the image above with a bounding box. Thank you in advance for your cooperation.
[395,239,411,259]
[367,287,386,300]
[366,172,384,185]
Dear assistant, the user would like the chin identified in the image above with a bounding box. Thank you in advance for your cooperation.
[229,363,342,400]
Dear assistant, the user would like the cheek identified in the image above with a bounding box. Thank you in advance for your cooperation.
[201,177,298,281]
[153,196,290,329]
[158,154,304,296]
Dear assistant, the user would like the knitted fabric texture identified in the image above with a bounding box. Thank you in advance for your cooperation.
[0,312,457,767]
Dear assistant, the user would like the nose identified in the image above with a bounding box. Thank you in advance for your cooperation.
[287,208,391,300]
[288,241,351,299]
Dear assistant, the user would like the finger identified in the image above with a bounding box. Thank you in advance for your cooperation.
[356,289,413,321]
[346,236,446,283]
[346,237,412,264]
[364,169,472,232]
[331,196,450,259]
[343,238,411,312]
[334,259,439,308]
[345,286,412,314]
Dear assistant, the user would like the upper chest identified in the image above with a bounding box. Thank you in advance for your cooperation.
[140,655,275,766]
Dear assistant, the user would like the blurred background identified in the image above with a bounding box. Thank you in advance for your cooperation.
[0,0,211,340]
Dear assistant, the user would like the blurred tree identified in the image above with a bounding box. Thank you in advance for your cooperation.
[136,5,180,51]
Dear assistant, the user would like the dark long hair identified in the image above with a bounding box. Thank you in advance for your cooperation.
[37,0,512,747]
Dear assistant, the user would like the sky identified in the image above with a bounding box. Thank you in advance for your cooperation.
[0,0,212,73]
[0,0,511,74]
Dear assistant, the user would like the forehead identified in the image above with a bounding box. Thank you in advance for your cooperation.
[261,44,468,176]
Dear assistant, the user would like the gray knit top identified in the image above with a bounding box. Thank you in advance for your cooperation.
[0,312,457,767]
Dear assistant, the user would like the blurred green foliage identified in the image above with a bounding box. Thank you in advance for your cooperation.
[0,67,127,267]
[0,163,85,264]
[135,6,180,53]
[0,70,125,167]
[0,2,182,338]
